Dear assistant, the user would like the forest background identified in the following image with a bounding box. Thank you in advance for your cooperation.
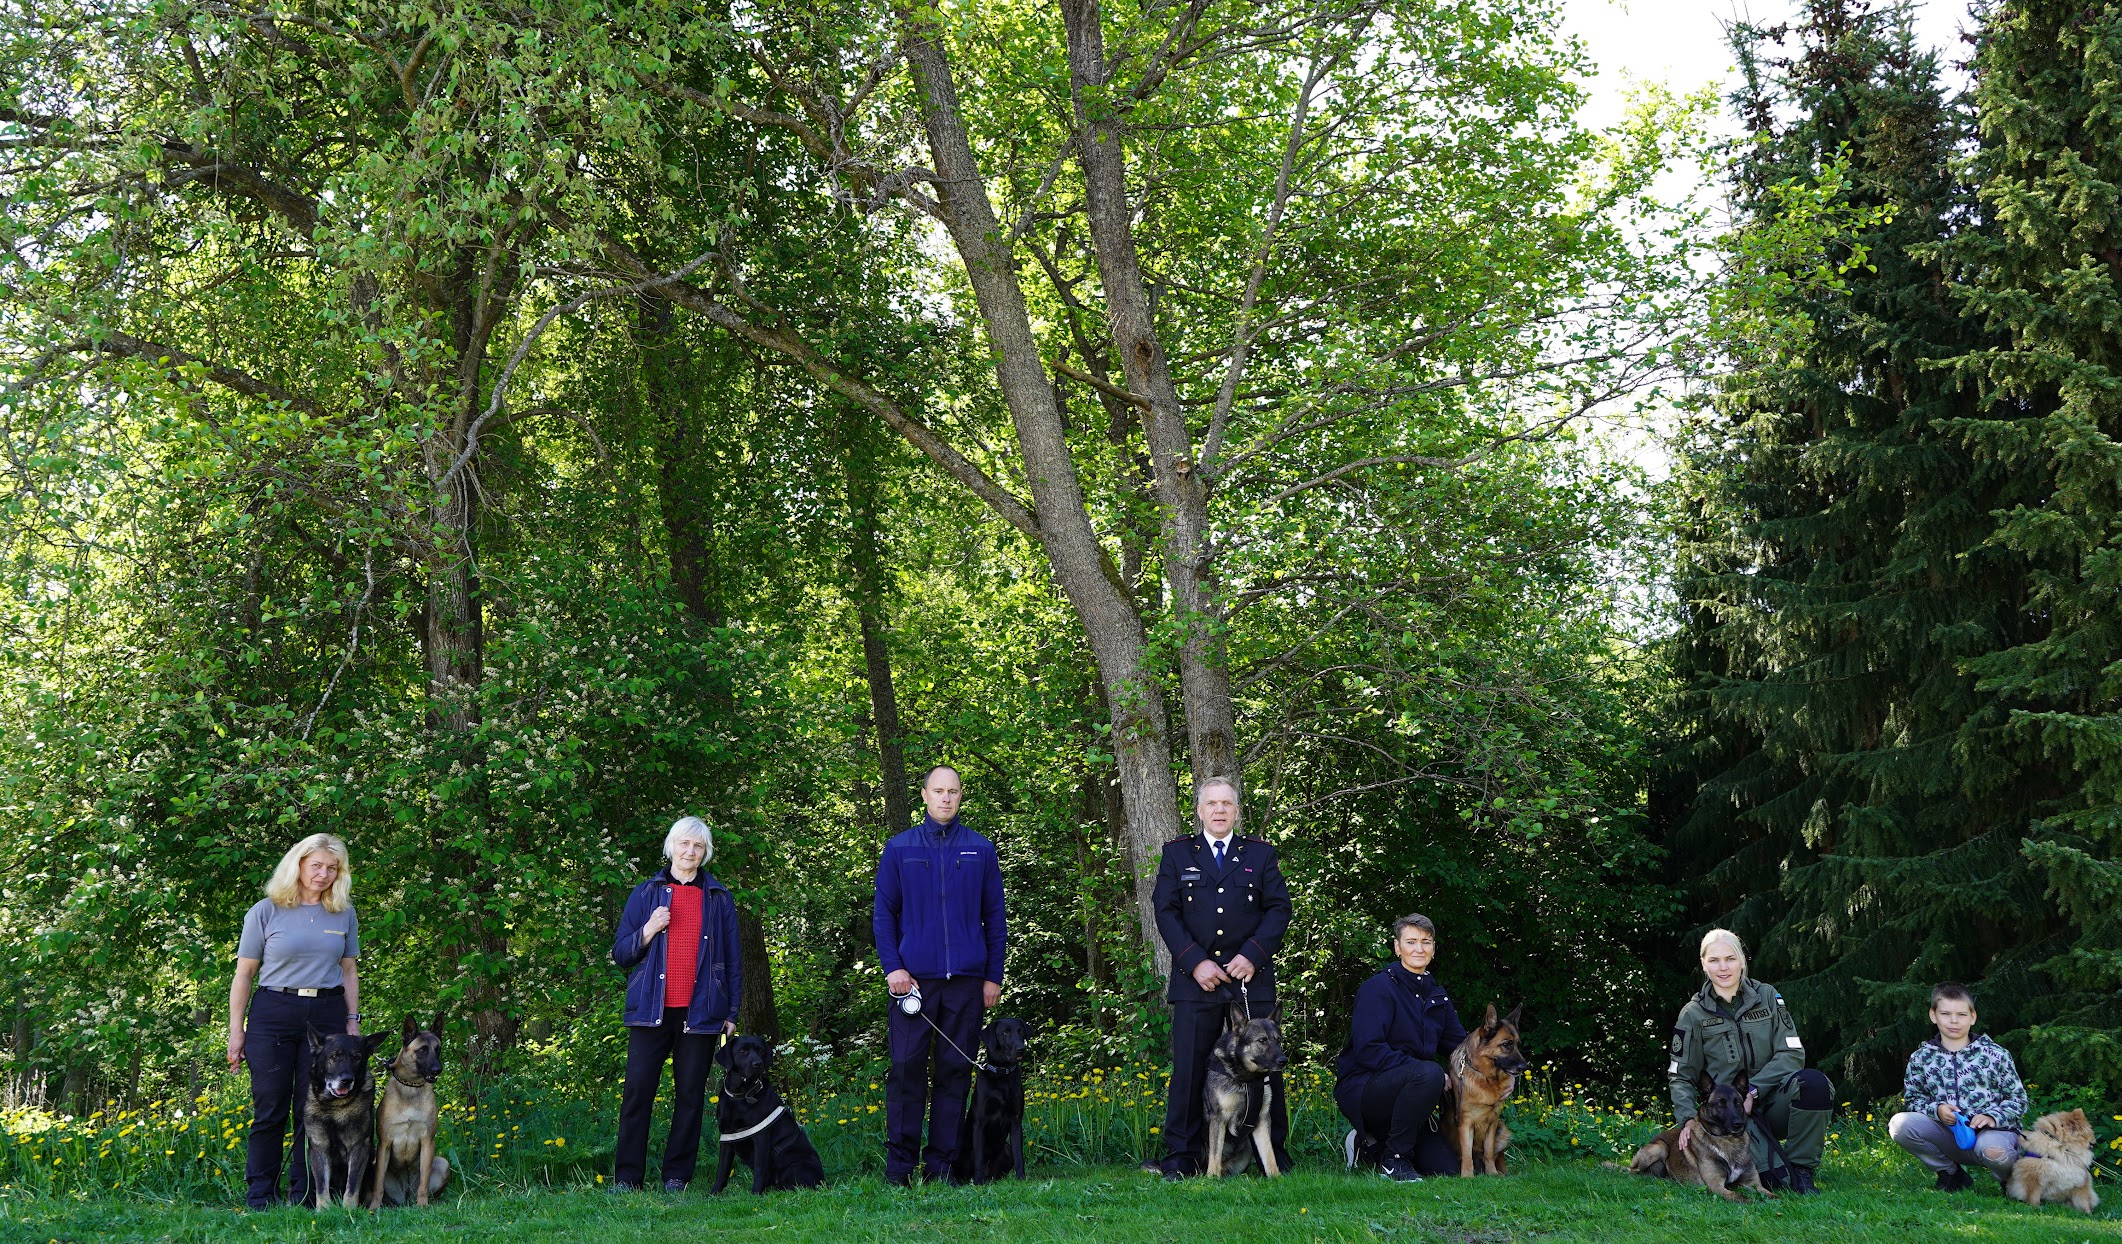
[0,0,2115,1128]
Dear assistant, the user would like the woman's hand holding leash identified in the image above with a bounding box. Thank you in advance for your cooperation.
[641,905,671,945]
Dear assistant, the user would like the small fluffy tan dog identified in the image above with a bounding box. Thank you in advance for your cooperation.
[2005,1109,2099,1216]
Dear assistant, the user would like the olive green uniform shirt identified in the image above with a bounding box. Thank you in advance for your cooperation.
[1668,976,1807,1123]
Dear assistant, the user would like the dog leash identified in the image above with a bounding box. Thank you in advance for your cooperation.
[718,1105,786,1144]
[899,989,991,1073]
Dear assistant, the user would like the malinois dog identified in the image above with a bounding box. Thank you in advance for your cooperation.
[1443,1003,1528,1176]
[1203,1002,1287,1178]
[369,1013,451,1208]
[952,1016,1030,1185]
[303,1028,388,1208]
[1624,1072,1771,1202]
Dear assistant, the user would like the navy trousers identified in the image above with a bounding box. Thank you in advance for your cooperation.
[885,976,984,1179]
[243,989,348,1209]
[1336,1061,1457,1174]
[613,1012,721,1188]
[1161,999,1292,1175]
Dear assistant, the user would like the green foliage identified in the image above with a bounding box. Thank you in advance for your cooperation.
[1670,0,2122,1104]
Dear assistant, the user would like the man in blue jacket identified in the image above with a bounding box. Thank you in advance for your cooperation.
[874,765,1007,1185]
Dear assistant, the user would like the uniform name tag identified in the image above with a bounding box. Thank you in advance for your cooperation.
[1786,1036,1803,1048]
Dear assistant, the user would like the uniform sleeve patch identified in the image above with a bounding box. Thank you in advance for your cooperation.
[1785,1036,1803,1049]
[1668,1060,1680,1074]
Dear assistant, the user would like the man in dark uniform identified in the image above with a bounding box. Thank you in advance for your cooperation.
[1153,776,1293,1178]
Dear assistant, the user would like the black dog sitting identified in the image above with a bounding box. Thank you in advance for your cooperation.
[951,1017,1029,1185]
[709,1035,824,1194]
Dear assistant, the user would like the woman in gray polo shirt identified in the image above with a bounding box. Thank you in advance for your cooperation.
[226,832,363,1209]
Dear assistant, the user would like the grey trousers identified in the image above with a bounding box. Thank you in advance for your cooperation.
[1888,1111,2019,1177]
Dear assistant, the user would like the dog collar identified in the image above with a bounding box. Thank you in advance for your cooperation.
[718,1104,785,1143]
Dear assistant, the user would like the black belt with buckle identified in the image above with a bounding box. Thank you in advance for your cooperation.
[266,985,345,998]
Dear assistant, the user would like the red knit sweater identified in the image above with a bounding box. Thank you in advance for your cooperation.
[663,883,704,1009]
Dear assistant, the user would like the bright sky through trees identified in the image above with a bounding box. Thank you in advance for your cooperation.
[1565,0,1977,133]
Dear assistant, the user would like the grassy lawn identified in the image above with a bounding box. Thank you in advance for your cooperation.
[4,1159,2116,1243]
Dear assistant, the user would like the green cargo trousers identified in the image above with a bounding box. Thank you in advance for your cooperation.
[1752,1068,1834,1170]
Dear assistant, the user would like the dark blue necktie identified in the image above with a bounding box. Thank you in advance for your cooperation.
[1213,838,1226,868]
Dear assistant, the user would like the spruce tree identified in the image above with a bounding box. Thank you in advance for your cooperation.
[1670,0,2063,1095]
[1941,0,2122,1094]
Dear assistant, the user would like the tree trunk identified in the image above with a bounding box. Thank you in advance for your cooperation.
[647,298,727,632]
[896,6,1184,971]
[735,908,782,1041]
[1060,0,1241,790]
[844,432,913,833]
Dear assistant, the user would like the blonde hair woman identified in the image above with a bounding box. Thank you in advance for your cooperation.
[1665,928,1834,1195]
[226,833,363,1209]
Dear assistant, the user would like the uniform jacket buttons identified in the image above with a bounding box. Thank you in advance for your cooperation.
[1217,907,1224,914]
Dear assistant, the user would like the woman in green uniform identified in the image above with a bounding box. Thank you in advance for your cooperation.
[1666,929,1834,1194]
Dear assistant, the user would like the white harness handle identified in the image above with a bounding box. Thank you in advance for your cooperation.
[717,1104,786,1144]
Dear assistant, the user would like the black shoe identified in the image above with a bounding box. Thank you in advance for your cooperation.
[1933,1166,1973,1192]
[1759,1165,1788,1193]
[1788,1166,1819,1195]
[885,1171,912,1188]
[662,1178,687,1193]
[1378,1156,1424,1183]
[610,1180,642,1193]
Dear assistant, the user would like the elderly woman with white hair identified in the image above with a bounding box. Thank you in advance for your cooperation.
[610,815,741,1192]
[227,832,363,1209]
[1666,928,1835,1194]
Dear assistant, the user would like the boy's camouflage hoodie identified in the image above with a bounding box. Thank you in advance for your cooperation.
[1902,1034,2028,1130]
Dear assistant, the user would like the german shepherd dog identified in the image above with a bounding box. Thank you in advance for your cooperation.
[303,1029,388,1208]
[2006,1109,2100,1215]
[952,1016,1029,1185]
[368,1013,451,1208]
[1624,1072,1771,1202]
[708,1035,824,1194]
[1443,1003,1528,1176]
[1204,1002,1287,1178]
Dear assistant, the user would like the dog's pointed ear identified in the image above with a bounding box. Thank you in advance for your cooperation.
[1481,1003,1499,1034]
[364,1031,391,1057]
[715,1040,734,1070]
[1504,1003,1522,1030]
[431,1010,445,1039]
[1730,1069,1750,1095]
[307,1026,325,1052]
[1270,1001,1284,1024]
[1696,1070,1716,1099]
[402,1014,418,1044]
[1227,1002,1248,1031]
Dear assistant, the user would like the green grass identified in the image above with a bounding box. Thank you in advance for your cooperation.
[2,1157,2117,1243]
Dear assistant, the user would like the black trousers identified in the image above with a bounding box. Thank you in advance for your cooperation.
[886,976,984,1179]
[1161,999,1292,1175]
[243,989,348,1209]
[614,1012,722,1187]
[1335,1062,1456,1175]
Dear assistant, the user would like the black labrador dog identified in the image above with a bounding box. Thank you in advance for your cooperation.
[709,1035,824,1194]
[303,1029,388,1208]
[952,1017,1029,1184]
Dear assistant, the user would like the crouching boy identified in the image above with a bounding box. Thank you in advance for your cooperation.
[1887,983,2027,1191]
